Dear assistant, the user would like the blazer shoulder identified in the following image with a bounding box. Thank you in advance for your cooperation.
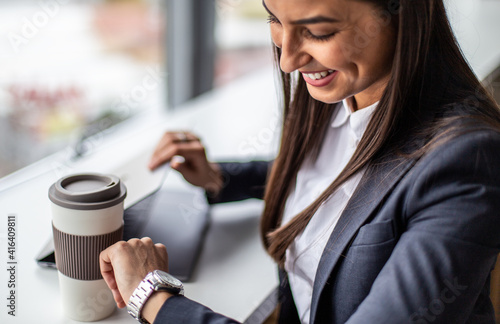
[419,127,500,171]
[401,127,500,246]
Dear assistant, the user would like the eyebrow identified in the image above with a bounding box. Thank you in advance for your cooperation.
[262,0,339,25]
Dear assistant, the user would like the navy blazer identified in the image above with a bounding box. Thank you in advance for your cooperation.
[154,128,500,323]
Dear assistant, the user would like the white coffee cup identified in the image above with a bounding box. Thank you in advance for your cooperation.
[49,173,127,322]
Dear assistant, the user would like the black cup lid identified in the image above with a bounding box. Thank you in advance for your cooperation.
[49,173,127,210]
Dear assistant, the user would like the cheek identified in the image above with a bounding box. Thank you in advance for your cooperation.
[331,32,393,81]
[354,25,396,77]
[358,37,395,79]
[312,41,351,67]
[316,41,358,78]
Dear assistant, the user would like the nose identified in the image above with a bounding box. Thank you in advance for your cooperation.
[274,30,311,74]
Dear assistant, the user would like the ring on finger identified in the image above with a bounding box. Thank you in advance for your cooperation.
[176,132,188,143]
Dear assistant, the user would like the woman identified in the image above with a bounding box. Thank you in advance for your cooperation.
[100,0,500,323]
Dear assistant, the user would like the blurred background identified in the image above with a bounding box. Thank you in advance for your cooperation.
[0,0,273,178]
[1,0,499,180]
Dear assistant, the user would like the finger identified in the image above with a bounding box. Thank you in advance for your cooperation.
[112,287,126,308]
[170,159,185,173]
[170,158,205,179]
[170,158,182,170]
[100,248,117,287]
[102,273,125,307]
[149,132,201,170]
[155,243,168,257]
[140,237,154,247]
[99,246,126,307]
[151,142,206,171]
[116,299,127,309]
[149,142,186,170]
[149,133,178,169]
[151,132,199,158]
[172,142,207,163]
[101,267,118,290]
[172,132,200,144]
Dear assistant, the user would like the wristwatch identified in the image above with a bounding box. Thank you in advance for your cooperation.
[127,270,184,324]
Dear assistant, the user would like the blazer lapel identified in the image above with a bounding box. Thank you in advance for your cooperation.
[309,153,417,324]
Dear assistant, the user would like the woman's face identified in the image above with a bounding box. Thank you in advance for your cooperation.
[264,0,397,110]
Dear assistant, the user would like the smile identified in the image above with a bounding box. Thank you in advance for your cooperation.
[301,70,338,87]
[302,70,335,80]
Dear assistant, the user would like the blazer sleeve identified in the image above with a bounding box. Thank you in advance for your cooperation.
[207,161,272,204]
[346,130,500,323]
[151,161,272,323]
[154,295,240,324]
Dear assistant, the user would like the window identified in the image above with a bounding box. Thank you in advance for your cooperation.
[0,0,166,177]
[214,0,273,87]
[0,0,272,179]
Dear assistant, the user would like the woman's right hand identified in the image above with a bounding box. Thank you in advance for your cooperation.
[148,131,223,196]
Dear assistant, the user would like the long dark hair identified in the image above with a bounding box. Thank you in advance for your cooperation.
[261,0,500,266]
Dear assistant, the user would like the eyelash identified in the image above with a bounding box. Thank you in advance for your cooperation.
[267,15,280,24]
[267,15,337,42]
[305,31,336,42]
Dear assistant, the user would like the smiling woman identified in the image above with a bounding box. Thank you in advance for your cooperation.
[99,0,500,323]
[263,0,396,108]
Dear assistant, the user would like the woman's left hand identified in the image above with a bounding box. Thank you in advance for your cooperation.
[99,237,171,309]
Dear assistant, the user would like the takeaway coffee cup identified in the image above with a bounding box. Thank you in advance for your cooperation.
[49,173,127,321]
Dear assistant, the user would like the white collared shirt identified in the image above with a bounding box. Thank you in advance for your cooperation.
[281,99,378,323]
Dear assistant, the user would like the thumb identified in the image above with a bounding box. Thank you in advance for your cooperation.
[170,160,183,171]
[171,160,192,178]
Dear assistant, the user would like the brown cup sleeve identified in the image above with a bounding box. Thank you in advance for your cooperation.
[52,224,123,281]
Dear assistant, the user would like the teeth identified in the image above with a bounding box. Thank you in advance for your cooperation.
[304,70,334,81]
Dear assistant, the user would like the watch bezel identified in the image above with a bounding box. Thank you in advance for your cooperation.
[152,270,184,294]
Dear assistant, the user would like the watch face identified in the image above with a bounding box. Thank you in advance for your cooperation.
[155,270,183,289]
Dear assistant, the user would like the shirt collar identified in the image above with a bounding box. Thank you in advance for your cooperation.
[331,99,378,141]
[330,100,350,128]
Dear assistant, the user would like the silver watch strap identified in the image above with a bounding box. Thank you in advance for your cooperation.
[128,274,156,324]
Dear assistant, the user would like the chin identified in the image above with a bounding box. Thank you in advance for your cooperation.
[306,88,345,105]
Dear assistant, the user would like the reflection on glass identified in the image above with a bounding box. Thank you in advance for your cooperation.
[0,0,166,177]
[214,0,273,87]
